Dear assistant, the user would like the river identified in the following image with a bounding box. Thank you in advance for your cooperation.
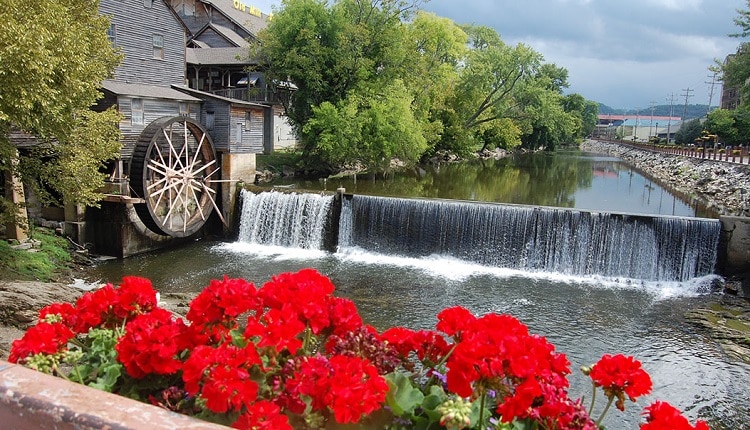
[83,150,748,429]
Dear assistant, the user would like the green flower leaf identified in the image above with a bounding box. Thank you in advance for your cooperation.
[385,372,425,416]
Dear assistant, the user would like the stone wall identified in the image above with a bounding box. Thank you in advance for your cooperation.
[580,140,750,217]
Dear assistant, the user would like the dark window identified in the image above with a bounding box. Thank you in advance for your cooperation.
[107,24,116,45]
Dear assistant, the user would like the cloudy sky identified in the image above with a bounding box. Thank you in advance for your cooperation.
[249,0,747,110]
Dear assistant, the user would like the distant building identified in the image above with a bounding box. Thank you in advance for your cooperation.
[721,52,741,110]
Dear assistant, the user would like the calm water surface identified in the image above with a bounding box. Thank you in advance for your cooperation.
[267,151,716,218]
[83,151,744,428]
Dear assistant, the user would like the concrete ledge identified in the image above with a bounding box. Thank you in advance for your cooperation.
[0,360,229,430]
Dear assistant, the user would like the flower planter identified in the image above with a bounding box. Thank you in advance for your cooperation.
[0,360,229,430]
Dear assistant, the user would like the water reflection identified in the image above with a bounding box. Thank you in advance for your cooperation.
[268,151,715,218]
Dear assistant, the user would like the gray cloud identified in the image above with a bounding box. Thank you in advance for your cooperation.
[421,0,746,108]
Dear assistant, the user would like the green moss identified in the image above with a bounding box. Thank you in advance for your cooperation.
[0,228,71,281]
[709,303,744,317]
[726,319,750,333]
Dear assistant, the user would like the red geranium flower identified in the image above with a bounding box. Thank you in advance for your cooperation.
[232,400,292,430]
[284,354,388,424]
[114,276,158,319]
[260,269,335,334]
[640,401,710,430]
[590,354,652,411]
[436,305,476,338]
[115,308,189,379]
[73,284,120,332]
[38,302,77,327]
[182,343,262,414]
[244,305,306,355]
[8,321,74,363]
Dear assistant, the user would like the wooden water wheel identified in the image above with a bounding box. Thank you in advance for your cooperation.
[129,116,224,237]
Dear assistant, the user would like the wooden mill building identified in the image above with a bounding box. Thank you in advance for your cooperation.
[65,0,296,257]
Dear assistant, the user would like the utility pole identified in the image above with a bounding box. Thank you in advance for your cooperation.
[649,101,657,139]
[666,93,677,144]
[705,72,718,116]
[681,88,694,120]
[634,108,640,141]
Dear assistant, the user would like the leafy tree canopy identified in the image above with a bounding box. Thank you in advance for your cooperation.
[256,0,598,171]
[0,0,122,224]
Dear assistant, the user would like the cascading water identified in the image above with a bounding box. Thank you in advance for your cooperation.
[339,194,720,282]
[237,190,333,249]
[236,190,720,282]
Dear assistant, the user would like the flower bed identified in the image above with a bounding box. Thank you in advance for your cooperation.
[9,269,710,429]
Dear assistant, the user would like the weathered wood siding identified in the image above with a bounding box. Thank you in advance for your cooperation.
[229,107,264,154]
[117,96,201,159]
[100,0,186,86]
[194,27,232,48]
[199,99,232,153]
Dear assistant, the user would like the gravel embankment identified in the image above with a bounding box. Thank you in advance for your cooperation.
[581,140,750,217]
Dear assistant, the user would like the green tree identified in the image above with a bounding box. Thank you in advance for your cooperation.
[0,0,122,225]
[404,12,467,151]
[436,25,545,154]
[705,108,737,145]
[255,0,421,171]
[723,1,750,105]
[674,118,703,145]
[304,80,427,170]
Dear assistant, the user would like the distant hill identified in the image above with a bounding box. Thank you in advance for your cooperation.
[598,103,715,120]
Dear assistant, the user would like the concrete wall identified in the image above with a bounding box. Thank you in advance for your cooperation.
[0,360,229,429]
[718,216,750,295]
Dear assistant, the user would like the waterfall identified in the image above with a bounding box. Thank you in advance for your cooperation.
[338,195,720,282]
[238,190,333,249]
[236,190,720,282]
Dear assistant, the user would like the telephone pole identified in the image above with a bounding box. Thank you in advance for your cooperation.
[649,101,657,139]
[681,88,694,120]
[705,72,718,116]
[666,93,677,144]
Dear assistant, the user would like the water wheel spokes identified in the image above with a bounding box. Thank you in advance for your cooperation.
[130,116,223,237]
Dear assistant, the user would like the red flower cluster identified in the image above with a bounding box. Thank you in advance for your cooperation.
[115,308,189,378]
[437,307,574,424]
[9,276,157,365]
[9,270,712,430]
[641,401,710,430]
[590,353,653,411]
[8,321,74,363]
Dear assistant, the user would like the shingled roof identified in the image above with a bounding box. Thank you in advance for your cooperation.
[186,47,257,66]
[200,0,269,38]
[101,81,201,101]
[193,22,250,47]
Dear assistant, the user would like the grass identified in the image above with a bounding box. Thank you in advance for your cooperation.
[0,228,71,282]
[256,150,303,173]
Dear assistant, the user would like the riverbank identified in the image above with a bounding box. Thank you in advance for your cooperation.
[580,139,750,217]
[582,139,750,363]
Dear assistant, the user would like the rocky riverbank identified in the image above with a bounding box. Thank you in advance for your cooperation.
[581,139,750,363]
[580,140,750,217]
